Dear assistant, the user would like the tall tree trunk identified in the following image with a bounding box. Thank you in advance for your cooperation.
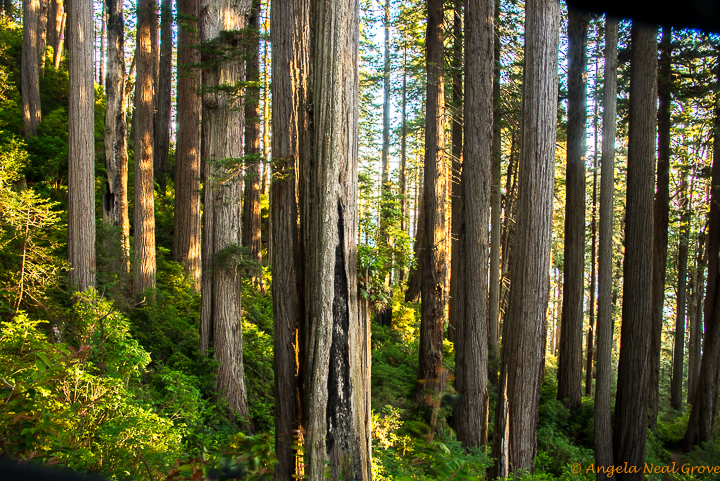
[243,0,262,287]
[688,230,706,405]
[303,0,370,479]
[558,5,588,411]
[405,189,424,302]
[671,167,690,411]
[417,0,447,415]
[594,16,618,480]
[649,25,672,431]
[488,0,501,389]
[271,0,307,477]
[681,53,720,452]
[134,0,157,296]
[22,0,42,138]
[455,0,492,449]
[613,23,657,480]
[492,0,559,474]
[67,0,95,291]
[47,0,64,69]
[103,0,130,272]
[447,0,463,345]
[199,0,252,424]
[154,0,172,192]
[173,0,202,287]
[99,2,105,85]
[399,47,407,283]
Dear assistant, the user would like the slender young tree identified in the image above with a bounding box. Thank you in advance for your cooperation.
[399,46,408,283]
[613,23,657,480]
[134,0,157,296]
[671,166,690,411]
[271,0,307,477]
[455,0,492,449]
[67,0,95,291]
[103,0,130,270]
[681,52,720,452]
[491,0,559,475]
[173,0,202,286]
[199,0,252,424]
[22,0,42,138]
[302,0,371,478]
[649,25,672,431]
[594,16,618,480]
[688,229,706,405]
[154,0,173,192]
[558,5,588,411]
[242,0,262,287]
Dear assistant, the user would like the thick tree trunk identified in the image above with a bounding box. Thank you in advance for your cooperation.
[649,25,672,431]
[455,0,492,449]
[67,0,95,291]
[594,17,617,480]
[417,0,447,414]
[199,0,252,425]
[173,0,202,287]
[103,0,130,272]
[303,0,370,479]
[492,0,559,474]
[153,0,172,192]
[133,0,157,296]
[613,23,657,480]
[47,0,64,69]
[488,0,501,389]
[681,54,720,452]
[271,0,307,477]
[99,2,105,85]
[558,5,588,411]
[22,0,42,138]
[242,0,262,287]
[447,0,462,346]
[671,169,690,411]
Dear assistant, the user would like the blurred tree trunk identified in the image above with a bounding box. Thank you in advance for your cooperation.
[67,0,96,291]
[492,0,559,475]
[558,5,588,411]
[133,0,157,296]
[99,2,105,84]
[173,0,202,287]
[594,16,617,480]
[649,25,671,432]
[47,0,64,69]
[103,0,130,272]
[613,23,657,480]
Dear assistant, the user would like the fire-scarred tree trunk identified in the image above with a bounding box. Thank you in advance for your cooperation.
[133,0,156,296]
[649,25,672,431]
[103,0,130,271]
[67,0,95,291]
[271,0,308,477]
[681,51,720,453]
[455,0,492,449]
[173,0,202,287]
[558,5,588,411]
[153,0,173,192]
[302,0,370,479]
[242,0,262,288]
[594,16,618,480]
[22,0,42,138]
[491,0,559,475]
[613,23,657,480]
[199,0,252,425]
